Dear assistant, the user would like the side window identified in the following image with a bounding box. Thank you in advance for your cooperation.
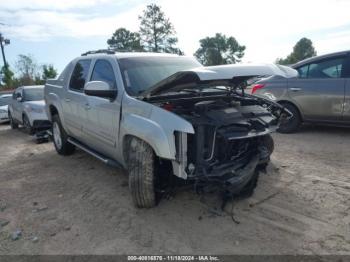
[69,60,91,91]
[13,89,21,99]
[307,57,344,78]
[297,65,309,78]
[90,60,116,89]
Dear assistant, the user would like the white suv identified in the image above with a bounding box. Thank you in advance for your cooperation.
[8,85,50,134]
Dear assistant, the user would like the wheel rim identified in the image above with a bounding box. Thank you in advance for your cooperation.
[24,116,31,132]
[53,122,62,149]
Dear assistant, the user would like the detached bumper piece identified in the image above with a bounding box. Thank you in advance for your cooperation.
[32,120,52,131]
[190,152,261,196]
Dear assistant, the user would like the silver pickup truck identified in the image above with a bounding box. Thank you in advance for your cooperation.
[45,50,297,208]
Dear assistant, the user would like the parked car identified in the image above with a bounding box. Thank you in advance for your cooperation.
[8,85,51,134]
[251,50,350,133]
[45,50,297,208]
[0,94,12,123]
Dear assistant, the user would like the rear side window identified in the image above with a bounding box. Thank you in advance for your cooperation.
[90,60,116,89]
[296,57,345,79]
[69,60,91,91]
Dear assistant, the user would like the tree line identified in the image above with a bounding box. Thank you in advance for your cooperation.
[0,3,317,90]
[107,4,317,66]
[0,54,57,90]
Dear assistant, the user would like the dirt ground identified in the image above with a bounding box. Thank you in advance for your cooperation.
[0,123,349,255]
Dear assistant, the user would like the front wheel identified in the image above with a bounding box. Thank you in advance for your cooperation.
[9,112,18,129]
[52,114,75,155]
[126,137,156,208]
[23,114,34,135]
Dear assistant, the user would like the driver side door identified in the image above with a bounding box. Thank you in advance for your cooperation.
[83,58,121,158]
[11,88,23,122]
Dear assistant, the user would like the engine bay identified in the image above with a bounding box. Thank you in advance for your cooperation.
[145,89,287,197]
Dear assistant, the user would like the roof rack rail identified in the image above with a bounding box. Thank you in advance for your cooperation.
[81,49,115,56]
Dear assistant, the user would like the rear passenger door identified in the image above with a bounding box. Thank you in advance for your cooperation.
[64,59,92,139]
[289,56,346,122]
[83,58,121,158]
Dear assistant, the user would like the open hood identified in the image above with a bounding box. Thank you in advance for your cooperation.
[140,63,298,98]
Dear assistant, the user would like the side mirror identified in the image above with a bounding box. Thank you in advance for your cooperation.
[84,81,117,99]
[16,94,23,102]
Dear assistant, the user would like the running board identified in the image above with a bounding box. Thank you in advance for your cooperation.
[67,137,123,169]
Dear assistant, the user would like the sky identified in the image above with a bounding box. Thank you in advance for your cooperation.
[1,0,350,73]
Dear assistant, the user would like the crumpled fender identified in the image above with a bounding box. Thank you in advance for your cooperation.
[120,96,194,160]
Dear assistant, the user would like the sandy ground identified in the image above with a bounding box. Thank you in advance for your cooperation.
[0,123,349,255]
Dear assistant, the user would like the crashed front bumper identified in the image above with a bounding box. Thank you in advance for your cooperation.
[172,131,268,194]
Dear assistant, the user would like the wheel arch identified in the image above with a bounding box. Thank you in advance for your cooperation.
[277,100,304,121]
[49,104,59,117]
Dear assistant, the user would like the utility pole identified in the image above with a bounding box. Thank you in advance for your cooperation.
[0,33,10,69]
[0,22,10,69]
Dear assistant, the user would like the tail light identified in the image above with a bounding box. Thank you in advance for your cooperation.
[251,84,266,94]
[162,103,174,111]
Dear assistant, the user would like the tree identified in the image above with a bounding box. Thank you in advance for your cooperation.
[0,65,14,88]
[277,37,316,65]
[15,54,38,85]
[139,4,182,54]
[194,33,246,66]
[42,64,58,80]
[107,28,144,52]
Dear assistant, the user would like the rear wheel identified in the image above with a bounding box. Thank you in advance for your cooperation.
[52,114,75,155]
[277,103,301,133]
[9,112,18,129]
[23,114,34,135]
[126,137,156,208]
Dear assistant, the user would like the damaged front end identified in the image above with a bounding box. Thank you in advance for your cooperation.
[140,63,296,197]
[145,88,290,197]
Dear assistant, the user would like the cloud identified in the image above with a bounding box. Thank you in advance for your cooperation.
[0,0,113,11]
[0,7,143,41]
[1,0,350,62]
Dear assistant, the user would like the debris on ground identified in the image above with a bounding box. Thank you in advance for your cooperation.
[11,229,22,241]
[0,218,10,228]
[33,204,48,213]
[31,236,39,243]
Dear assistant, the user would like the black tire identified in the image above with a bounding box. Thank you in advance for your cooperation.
[258,134,274,167]
[9,112,18,129]
[23,114,35,135]
[277,103,301,133]
[52,114,75,155]
[237,170,259,198]
[262,134,274,155]
[126,137,156,208]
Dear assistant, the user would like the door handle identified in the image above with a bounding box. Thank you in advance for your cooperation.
[289,87,302,92]
[65,98,71,102]
[84,103,91,110]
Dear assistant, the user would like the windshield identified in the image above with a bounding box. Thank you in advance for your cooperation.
[118,56,202,96]
[0,96,11,106]
[23,88,44,101]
